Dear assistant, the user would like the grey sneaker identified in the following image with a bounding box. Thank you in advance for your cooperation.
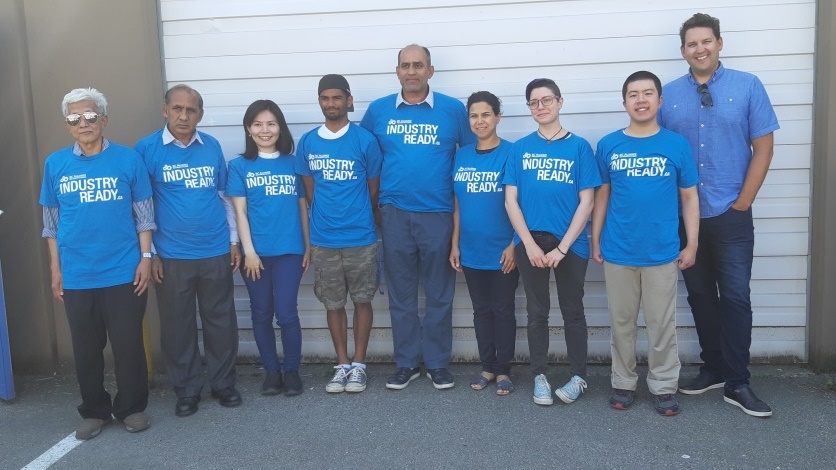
[609,388,636,410]
[122,412,150,433]
[76,417,112,440]
[326,366,349,393]
[555,375,587,404]
[345,366,368,393]
[652,393,681,416]
[533,374,553,406]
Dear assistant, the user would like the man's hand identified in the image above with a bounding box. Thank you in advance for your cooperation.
[449,245,462,272]
[230,244,241,273]
[151,257,165,284]
[134,258,152,295]
[50,268,64,302]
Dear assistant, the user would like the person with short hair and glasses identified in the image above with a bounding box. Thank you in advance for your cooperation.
[504,78,601,406]
[658,12,779,418]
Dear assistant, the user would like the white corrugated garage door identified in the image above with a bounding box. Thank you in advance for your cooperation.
[158,0,814,363]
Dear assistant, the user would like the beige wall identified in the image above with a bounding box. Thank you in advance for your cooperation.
[0,0,165,373]
[810,1,836,371]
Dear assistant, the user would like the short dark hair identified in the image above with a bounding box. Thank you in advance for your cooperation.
[621,71,662,100]
[397,44,432,66]
[241,100,294,159]
[525,78,561,102]
[466,91,501,115]
[165,84,204,111]
[679,13,721,46]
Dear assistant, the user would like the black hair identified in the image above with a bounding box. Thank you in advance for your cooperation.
[679,13,721,46]
[621,71,662,100]
[525,78,561,102]
[466,91,501,115]
[165,84,204,111]
[397,44,432,66]
[241,100,294,159]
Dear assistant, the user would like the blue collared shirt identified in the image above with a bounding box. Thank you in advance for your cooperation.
[659,63,780,218]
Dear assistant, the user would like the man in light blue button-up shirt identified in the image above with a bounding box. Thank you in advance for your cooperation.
[659,13,779,418]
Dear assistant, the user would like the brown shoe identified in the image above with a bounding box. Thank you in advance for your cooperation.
[75,417,112,440]
[122,412,150,433]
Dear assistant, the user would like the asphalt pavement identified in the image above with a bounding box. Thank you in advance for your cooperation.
[1,364,834,470]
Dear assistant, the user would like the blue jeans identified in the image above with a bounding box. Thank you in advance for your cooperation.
[680,207,755,388]
[242,254,304,372]
[380,204,455,369]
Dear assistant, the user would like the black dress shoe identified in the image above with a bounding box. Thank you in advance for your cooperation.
[211,386,243,407]
[175,396,200,417]
[283,371,303,396]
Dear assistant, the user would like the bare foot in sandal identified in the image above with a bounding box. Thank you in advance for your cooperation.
[471,372,496,390]
[496,375,513,395]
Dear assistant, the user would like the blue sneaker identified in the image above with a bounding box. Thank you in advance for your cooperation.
[555,375,587,404]
[533,374,553,405]
[326,366,349,393]
[345,366,367,393]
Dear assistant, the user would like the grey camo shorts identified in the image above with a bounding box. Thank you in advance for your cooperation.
[311,242,379,310]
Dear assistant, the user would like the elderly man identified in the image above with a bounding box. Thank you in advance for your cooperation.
[659,13,779,418]
[40,87,154,439]
[135,84,242,416]
[361,45,474,390]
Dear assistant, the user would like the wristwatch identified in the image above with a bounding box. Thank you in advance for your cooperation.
[141,252,154,259]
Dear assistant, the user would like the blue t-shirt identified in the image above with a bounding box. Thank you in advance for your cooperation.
[135,129,230,259]
[595,128,699,266]
[453,140,515,270]
[503,132,601,258]
[39,143,152,289]
[360,91,475,213]
[658,63,780,218]
[226,154,305,256]
[295,123,382,248]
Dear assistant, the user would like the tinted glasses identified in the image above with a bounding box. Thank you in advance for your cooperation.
[65,112,101,126]
[697,84,713,107]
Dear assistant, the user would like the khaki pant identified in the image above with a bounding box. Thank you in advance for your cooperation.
[604,261,681,395]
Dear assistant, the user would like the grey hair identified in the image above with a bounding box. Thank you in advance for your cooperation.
[61,88,108,116]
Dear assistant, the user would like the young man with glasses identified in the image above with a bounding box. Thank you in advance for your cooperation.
[658,13,780,418]
[40,88,155,438]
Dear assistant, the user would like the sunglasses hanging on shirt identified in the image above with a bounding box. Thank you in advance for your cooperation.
[697,84,714,107]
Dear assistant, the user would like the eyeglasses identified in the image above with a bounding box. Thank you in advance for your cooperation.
[526,95,560,110]
[697,84,713,107]
[65,112,101,126]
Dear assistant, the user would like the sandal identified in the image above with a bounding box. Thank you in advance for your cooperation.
[496,377,514,396]
[470,373,495,391]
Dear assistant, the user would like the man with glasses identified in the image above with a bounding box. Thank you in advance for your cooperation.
[135,84,242,417]
[40,88,154,438]
[360,44,474,390]
[659,13,779,417]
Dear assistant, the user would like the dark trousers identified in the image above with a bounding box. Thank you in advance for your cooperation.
[380,204,455,369]
[64,283,148,420]
[515,232,589,378]
[241,254,304,372]
[156,254,238,398]
[680,207,755,388]
[463,267,519,376]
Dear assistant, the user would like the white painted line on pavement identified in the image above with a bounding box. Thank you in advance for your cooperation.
[21,433,83,470]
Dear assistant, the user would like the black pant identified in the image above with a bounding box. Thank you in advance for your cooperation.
[463,267,519,376]
[64,283,148,420]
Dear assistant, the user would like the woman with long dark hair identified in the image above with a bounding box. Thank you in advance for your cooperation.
[226,100,310,397]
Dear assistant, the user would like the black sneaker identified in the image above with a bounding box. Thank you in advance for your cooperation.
[426,368,455,390]
[386,367,421,390]
[283,371,304,396]
[724,385,772,417]
[261,370,284,396]
[678,369,724,395]
[609,388,635,410]
[652,393,681,416]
